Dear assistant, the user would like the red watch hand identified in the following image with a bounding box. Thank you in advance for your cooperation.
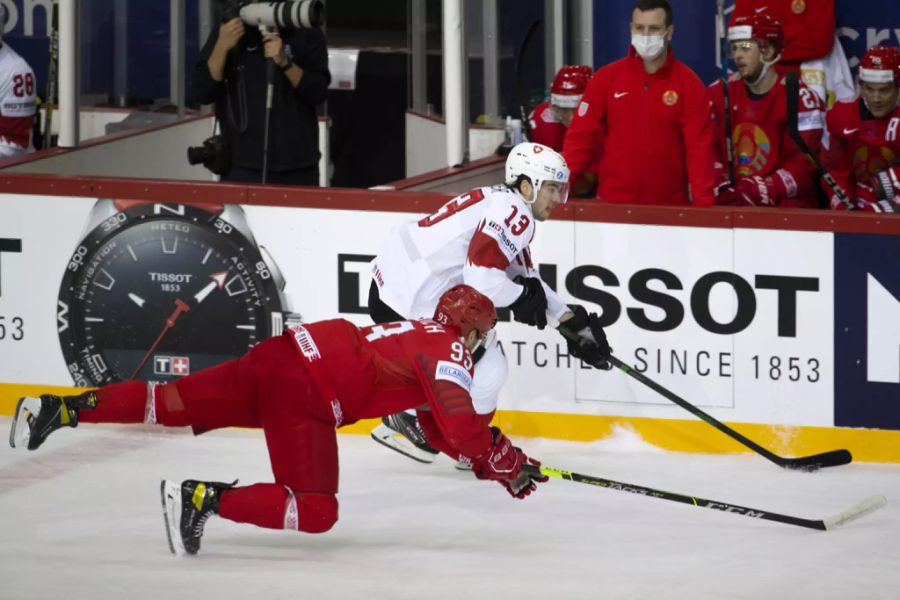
[129,299,190,380]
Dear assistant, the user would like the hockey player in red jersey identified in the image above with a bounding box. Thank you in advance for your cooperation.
[820,46,900,213]
[710,13,825,208]
[369,142,612,463]
[528,65,600,197]
[9,285,549,556]
[528,65,593,151]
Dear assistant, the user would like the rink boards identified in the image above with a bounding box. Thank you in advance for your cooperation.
[1,179,899,461]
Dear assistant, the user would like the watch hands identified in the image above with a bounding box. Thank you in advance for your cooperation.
[193,272,228,304]
[128,293,147,308]
[129,299,190,380]
[128,272,228,379]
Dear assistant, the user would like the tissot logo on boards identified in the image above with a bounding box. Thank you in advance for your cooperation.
[336,253,820,337]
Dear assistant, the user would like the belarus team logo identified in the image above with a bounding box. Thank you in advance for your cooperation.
[577,101,589,117]
[852,145,895,183]
[662,90,679,106]
[733,123,772,176]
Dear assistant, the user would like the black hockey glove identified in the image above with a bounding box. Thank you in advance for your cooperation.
[560,305,612,370]
[510,276,548,329]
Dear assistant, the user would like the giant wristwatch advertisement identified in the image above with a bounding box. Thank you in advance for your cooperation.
[55,200,299,386]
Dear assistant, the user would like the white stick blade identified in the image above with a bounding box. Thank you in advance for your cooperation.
[823,494,887,530]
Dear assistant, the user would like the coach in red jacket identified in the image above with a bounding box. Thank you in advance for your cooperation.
[563,0,715,206]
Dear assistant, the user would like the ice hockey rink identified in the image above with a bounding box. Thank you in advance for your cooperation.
[1,419,898,600]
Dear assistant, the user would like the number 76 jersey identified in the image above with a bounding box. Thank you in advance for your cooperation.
[372,185,568,320]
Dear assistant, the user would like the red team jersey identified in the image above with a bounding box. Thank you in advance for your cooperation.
[528,100,567,151]
[709,75,825,207]
[563,47,715,206]
[528,99,602,196]
[821,99,900,211]
[286,318,493,459]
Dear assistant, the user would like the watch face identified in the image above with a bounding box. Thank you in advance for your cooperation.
[57,202,285,386]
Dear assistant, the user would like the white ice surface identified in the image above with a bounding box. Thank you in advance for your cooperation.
[1,419,898,600]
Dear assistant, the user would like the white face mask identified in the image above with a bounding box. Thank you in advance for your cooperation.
[631,34,666,60]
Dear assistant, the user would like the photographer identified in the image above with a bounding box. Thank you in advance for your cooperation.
[192,2,330,185]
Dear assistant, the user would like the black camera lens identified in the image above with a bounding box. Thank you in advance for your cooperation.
[187,145,210,166]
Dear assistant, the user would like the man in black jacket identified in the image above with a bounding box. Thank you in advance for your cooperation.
[192,14,330,185]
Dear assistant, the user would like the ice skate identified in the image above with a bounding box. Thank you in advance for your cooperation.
[161,479,236,556]
[9,395,81,451]
[371,412,439,464]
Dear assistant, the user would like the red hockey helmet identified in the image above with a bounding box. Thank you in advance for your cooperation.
[550,65,592,109]
[728,13,785,55]
[859,46,900,85]
[433,285,496,338]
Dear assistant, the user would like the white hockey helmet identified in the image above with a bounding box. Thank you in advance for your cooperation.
[505,142,571,204]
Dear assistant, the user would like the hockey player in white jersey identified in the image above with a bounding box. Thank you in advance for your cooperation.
[369,142,612,463]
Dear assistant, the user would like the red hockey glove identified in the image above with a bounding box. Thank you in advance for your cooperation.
[829,194,851,211]
[472,427,548,499]
[850,181,898,213]
[713,181,741,205]
[871,166,900,211]
[501,457,548,499]
[733,174,787,206]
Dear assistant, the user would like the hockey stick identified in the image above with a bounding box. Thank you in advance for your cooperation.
[44,1,59,149]
[551,318,852,471]
[716,0,735,185]
[522,464,886,531]
[606,355,852,470]
[515,19,541,142]
[784,69,853,209]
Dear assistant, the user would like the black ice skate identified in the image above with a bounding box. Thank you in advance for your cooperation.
[9,394,88,450]
[161,479,236,556]
[371,411,439,464]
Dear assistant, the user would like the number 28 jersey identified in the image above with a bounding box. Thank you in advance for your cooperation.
[0,44,36,157]
[372,185,569,321]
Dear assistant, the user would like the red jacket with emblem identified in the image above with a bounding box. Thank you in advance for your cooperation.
[821,99,900,211]
[709,75,825,208]
[563,47,715,206]
[730,0,835,71]
[286,318,493,459]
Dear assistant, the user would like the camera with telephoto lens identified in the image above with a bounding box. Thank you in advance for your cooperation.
[187,135,230,176]
[221,0,325,29]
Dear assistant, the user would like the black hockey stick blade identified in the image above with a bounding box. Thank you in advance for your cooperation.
[524,464,887,531]
[777,449,853,471]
